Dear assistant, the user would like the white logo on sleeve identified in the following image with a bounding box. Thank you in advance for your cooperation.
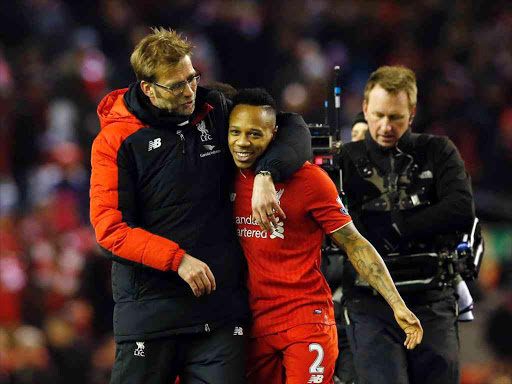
[197,121,213,142]
[336,196,349,215]
[148,138,162,151]
[233,326,244,336]
[134,342,145,357]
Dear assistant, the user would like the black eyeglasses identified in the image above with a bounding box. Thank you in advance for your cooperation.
[153,73,201,96]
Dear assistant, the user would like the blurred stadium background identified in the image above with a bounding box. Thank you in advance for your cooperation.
[0,1,511,383]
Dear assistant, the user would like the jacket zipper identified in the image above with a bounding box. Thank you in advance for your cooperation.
[176,130,185,154]
[388,151,399,205]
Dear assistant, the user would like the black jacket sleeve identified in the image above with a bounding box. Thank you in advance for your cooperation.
[254,112,312,181]
[394,137,475,238]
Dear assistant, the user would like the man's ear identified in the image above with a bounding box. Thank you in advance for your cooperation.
[409,106,417,125]
[272,125,278,140]
[140,81,153,98]
[362,100,368,120]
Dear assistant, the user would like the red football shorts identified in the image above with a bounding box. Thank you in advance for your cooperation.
[247,323,338,384]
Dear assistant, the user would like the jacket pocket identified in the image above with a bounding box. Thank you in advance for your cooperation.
[111,262,140,302]
[137,266,189,299]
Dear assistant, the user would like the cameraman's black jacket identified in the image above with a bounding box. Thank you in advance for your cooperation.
[91,84,311,342]
[339,130,475,302]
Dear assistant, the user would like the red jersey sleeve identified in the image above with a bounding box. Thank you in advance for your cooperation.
[301,164,352,234]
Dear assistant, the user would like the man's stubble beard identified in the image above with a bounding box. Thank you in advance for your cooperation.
[156,97,195,117]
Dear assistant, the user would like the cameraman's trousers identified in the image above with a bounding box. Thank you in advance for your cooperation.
[344,295,459,384]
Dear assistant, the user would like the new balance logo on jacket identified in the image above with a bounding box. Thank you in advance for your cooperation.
[148,138,162,151]
[233,326,244,336]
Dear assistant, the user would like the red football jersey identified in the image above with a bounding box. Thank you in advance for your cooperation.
[233,162,352,337]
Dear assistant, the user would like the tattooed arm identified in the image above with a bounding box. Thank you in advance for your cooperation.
[330,222,424,350]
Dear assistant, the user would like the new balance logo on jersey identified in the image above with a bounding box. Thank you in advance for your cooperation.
[233,326,244,336]
[197,121,212,142]
[134,342,145,357]
[148,138,162,151]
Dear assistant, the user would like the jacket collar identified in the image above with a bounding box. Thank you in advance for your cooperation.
[396,129,415,154]
[364,128,414,154]
[363,129,415,172]
[123,82,212,129]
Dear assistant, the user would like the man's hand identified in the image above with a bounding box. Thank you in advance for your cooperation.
[331,224,423,350]
[252,173,286,233]
[393,304,423,350]
[177,254,216,297]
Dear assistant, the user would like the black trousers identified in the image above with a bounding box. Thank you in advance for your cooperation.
[334,300,357,384]
[110,325,247,384]
[344,295,460,384]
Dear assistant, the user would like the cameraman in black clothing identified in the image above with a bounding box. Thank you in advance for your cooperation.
[338,65,474,384]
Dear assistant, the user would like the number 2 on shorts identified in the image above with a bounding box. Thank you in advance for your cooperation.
[308,343,325,374]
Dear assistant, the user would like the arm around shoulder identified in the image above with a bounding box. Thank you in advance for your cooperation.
[255,112,312,181]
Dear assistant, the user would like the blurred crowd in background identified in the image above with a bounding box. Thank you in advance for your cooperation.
[0,1,511,383]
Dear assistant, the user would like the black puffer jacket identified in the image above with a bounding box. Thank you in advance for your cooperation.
[91,83,311,341]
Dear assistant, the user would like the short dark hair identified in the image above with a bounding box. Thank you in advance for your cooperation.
[203,82,238,100]
[232,88,277,115]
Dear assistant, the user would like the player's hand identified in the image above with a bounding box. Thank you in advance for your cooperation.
[177,254,216,297]
[252,173,286,233]
[393,304,423,350]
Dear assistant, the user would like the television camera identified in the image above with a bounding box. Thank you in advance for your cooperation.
[308,66,344,190]
[310,66,347,290]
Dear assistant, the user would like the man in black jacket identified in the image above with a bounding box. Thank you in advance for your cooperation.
[338,65,475,384]
[90,27,311,384]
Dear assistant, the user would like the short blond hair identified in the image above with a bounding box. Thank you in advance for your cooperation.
[130,27,194,82]
[364,66,417,111]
